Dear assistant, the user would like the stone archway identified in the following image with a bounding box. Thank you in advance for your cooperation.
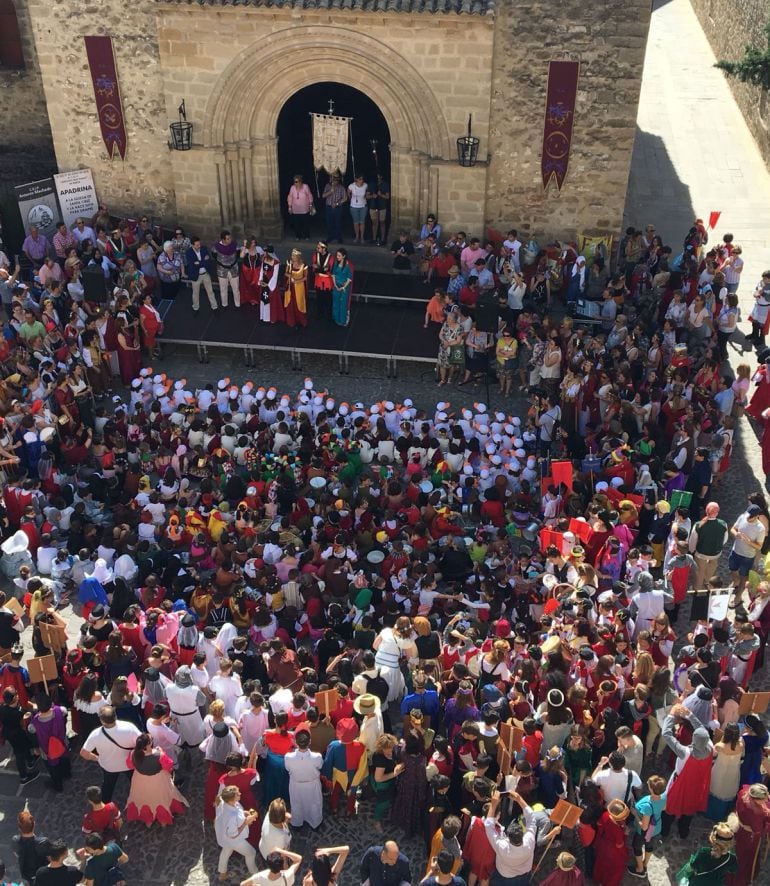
[201,26,452,236]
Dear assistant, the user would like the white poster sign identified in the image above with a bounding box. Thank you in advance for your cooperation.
[311,114,350,174]
[53,169,99,229]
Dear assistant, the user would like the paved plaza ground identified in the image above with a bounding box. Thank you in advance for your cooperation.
[3,1,770,884]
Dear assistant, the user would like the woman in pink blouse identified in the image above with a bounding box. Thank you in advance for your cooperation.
[286,174,314,240]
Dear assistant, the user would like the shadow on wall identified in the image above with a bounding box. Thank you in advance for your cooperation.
[622,126,696,249]
[0,145,57,255]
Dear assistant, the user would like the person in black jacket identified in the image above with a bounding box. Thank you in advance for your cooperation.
[0,687,38,785]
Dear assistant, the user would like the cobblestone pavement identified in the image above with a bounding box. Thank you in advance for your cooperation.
[4,1,770,884]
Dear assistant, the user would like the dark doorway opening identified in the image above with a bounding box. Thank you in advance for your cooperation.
[276,81,391,242]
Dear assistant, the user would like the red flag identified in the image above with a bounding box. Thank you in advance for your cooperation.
[541,60,580,191]
[708,211,721,229]
[126,672,139,693]
[551,460,573,491]
[84,36,128,160]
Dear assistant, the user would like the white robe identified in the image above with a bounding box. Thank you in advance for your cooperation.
[165,683,207,746]
[284,748,323,828]
[210,674,243,719]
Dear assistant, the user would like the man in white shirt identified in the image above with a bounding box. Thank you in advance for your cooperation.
[729,504,767,597]
[503,230,522,273]
[80,706,140,802]
[484,789,538,881]
[590,751,642,804]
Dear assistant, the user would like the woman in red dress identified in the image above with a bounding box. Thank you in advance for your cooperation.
[239,239,262,306]
[312,241,333,320]
[746,359,770,419]
[728,783,770,886]
[218,750,260,844]
[139,293,163,358]
[592,799,630,886]
[54,373,80,427]
[115,317,142,386]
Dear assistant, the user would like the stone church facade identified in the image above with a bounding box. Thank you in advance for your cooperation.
[2,0,650,241]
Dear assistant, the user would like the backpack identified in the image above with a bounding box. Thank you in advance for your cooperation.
[365,670,389,704]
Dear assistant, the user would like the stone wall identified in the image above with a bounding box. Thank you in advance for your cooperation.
[689,0,770,170]
[24,0,177,224]
[0,0,55,250]
[155,5,495,240]
[0,0,52,151]
[486,0,651,243]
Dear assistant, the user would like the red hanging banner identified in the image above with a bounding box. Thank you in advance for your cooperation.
[84,36,127,161]
[541,60,580,192]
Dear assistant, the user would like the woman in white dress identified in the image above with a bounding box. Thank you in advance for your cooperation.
[259,798,292,859]
[707,723,744,821]
[372,616,417,703]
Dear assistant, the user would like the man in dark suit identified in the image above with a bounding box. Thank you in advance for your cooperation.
[184,236,217,312]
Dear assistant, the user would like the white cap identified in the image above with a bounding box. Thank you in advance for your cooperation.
[256,388,266,400]
[463,463,474,475]
[504,424,515,435]
[515,448,526,458]
[436,401,449,411]
[490,454,503,466]
[462,408,472,420]
[436,411,447,421]
[370,405,380,414]
[241,383,253,394]
[596,481,609,492]
[217,379,228,390]
[475,403,487,413]
[610,476,624,488]
[597,590,615,604]
[313,395,323,406]
[174,381,184,390]
[338,403,349,416]
[478,425,489,435]
[139,368,152,377]
[384,401,395,411]
[512,417,521,426]
[495,412,506,422]
[513,438,524,448]
[492,434,502,444]
[266,388,277,400]
[480,468,489,479]
[153,384,165,398]
[153,374,163,384]
[403,398,413,408]
[131,378,141,389]
[280,395,290,407]
[485,443,496,455]
[526,456,537,466]
[304,377,313,390]
[298,392,309,404]
[325,398,335,411]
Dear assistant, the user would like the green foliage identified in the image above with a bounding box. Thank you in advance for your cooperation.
[715,21,770,90]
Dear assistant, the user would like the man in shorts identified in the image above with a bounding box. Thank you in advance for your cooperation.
[729,504,767,604]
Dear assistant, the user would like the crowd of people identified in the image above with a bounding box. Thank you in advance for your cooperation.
[1,209,770,886]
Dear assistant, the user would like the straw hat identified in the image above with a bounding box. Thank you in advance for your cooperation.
[607,799,629,822]
[353,693,380,715]
[556,853,576,872]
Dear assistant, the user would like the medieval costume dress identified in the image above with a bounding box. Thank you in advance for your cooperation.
[321,718,368,815]
[125,747,188,826]
[761,408,770,479]
[391,738,429,834]
[258,255,282,324]
[313,246,333,320]
[661,713,712,838]
[728,786,770,886]
[218,763,260,844]
[284,743,324,828]
[284,254,309,329]
[165,666,207,747]
[201,721,243,820]
[592,809,630,886]
[261,726,294,807]
[240,249,262,306]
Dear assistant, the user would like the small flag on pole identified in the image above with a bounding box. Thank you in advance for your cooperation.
[708,211,721,229]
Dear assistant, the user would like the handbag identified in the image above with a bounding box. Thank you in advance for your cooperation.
[448,344,465,365]
[309,204,317,217]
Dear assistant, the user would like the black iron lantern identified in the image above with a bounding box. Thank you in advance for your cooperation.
[169,100,193,151]
[456,114,480,167]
